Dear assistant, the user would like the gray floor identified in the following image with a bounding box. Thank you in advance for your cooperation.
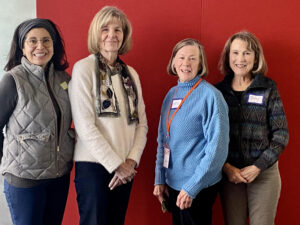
[0,177,12,225]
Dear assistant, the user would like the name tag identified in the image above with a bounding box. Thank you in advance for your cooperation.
[171,98,182,109]
[60,81,68,90]
[163,146,170,168]
[248,94,264,104]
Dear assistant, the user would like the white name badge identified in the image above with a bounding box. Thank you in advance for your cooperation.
[171,98,182,109]
[248,94,264,104]
[163,146,170,168]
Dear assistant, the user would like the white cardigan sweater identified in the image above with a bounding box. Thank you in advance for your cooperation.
[69,54,148,173]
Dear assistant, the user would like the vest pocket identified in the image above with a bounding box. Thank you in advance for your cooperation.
[67,128,75,139]
[16,132,51,169]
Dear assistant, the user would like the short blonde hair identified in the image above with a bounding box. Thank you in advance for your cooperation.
[218,31,268,76]
[87,6,132,55]
[167,38,208,78]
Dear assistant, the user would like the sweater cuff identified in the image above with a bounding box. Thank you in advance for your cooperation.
[254,160,269,171]
[254,150,278,172]
[102,157,123,174]
[182,182,202,199]
[154,168,166,185]
[127,150,142,167]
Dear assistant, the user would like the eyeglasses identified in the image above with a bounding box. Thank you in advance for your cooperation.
[25,38,53,48]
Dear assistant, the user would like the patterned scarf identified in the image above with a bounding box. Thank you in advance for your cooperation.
[95,53,139,124]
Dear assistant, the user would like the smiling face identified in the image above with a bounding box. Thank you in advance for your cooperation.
[22,28,54,69]
[229,38,255,77]
[173,45,200,83]
[99,19,124,57]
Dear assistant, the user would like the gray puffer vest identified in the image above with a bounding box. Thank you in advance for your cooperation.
[1,58,74,179]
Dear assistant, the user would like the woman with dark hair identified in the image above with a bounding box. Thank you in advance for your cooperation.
[68,6,147,225]
[216,31,289,225]
[0,18,74,225]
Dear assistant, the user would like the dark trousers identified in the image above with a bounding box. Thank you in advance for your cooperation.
[74,162,133,225]
[167,182,219,225]
[4,174,70,225]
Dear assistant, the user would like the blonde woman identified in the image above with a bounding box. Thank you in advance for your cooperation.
[69,6,148,225]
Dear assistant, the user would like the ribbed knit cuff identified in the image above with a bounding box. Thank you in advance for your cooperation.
[154,168,166,185]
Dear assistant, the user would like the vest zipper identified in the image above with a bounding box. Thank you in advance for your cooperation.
[44,71,63,177]
[50,80,63,177]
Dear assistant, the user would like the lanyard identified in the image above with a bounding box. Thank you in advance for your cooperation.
[166,78,202,137]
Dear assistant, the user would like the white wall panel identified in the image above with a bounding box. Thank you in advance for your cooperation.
[0,1,36,224]
[0,0,36,78]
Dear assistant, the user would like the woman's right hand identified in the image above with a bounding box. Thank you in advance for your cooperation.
[223,163,247,184]
[153,184,168,203]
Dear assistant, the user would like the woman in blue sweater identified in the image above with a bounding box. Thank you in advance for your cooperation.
[153,38,229,225]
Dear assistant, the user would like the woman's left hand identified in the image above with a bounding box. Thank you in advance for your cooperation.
[240,165,261,183]
[176,190,193,210]
[108,159,137,190]
[108,174,122,190]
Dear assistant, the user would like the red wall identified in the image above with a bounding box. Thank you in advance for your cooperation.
[37,0,300,224]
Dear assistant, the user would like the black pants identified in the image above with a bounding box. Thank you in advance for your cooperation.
[167,182,219,225]
[74,162,133,225]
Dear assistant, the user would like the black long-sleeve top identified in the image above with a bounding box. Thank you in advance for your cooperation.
[0,74,18,161]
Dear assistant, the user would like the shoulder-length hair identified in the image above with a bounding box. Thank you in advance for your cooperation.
[218,31,268,76]
[167,38,208,78]
[88,6,132,55]
[4,18,68,71]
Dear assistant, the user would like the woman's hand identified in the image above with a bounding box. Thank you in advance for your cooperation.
[153,184,168,203]
[115,159,137,184]
[176,190,193,210]
[223,163,247,184]
[240,165,261,183]
[108,174,122,190]
[108,159,137,190]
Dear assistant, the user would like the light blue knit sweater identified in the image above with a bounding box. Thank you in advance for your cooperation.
[155,76,229,198]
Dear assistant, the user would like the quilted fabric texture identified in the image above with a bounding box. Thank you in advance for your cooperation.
[1,58,74,179]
